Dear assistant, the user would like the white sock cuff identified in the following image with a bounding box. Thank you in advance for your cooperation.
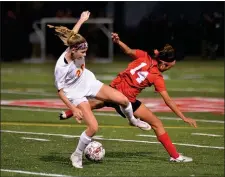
[81,131,92,143]
[124,102,132,111]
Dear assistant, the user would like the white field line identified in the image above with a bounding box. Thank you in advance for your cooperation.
[1,90,56,97]
[143,87,223,93]
[168,88,223,93]
[93,135,103,138]
[1,87,223,96]
[191,133,223,137]
[1,130,80,138]
[1,68,46,73]
[2,81,52,86]
[191,80,223,85]
[0,169,74,177]
[2,76,223,85]
[1,106,224,124]
[1,130,224,150]
[156,116,225,124]
[137,134,157,138]
[94,137,224,149]
[21,137,50,141]
[2,130,102,139]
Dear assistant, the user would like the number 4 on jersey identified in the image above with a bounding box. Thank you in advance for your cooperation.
[130,62,148,84]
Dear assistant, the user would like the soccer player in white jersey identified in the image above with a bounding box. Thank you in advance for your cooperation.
[49,11,151,168]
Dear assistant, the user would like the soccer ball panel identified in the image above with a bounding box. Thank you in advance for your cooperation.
[84,141,105,162]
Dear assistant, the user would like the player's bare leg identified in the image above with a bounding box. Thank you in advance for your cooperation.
[70,102,98,168]
[59,86,151,130]
[94,84,151,130]
[59,99,104,120]
[133,103,192,162]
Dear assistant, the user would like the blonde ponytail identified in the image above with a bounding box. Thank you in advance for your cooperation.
[47,25,86,48]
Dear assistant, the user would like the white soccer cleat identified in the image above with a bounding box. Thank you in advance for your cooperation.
[170,154,193,162]
[70,153,83,168]
[130,118,151,131]
[59,111,66,120]
[61,111,66,118]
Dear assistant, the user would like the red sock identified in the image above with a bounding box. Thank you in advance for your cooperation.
[65,109,73,118]
[157,132,179,159]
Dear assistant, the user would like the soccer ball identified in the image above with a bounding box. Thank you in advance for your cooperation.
[84,141,105,162]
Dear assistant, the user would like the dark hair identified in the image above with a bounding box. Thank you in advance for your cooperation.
[158,44,175,62]
[148,44,185,62]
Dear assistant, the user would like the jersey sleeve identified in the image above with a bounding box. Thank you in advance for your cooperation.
[54,67,66,90]
[153,74,167,92]
[134,49,148,59]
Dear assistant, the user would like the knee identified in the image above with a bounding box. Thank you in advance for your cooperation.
[151,119,164,131]
[88,123,98,135]
[119,95,129,107]
[90,100,104,109]
[151,119,166,137]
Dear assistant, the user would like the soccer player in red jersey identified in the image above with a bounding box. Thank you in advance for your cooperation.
[60,32,197,162]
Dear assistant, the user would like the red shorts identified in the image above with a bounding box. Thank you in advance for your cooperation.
[110,76,140,102]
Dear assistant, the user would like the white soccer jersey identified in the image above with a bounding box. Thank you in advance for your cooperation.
[54,48,103,106]
[54,48,86,90]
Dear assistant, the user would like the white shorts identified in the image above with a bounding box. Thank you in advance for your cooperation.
[63,69,103,106]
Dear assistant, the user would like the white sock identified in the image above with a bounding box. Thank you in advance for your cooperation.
[75,131,92,155]
[119,102,137,123]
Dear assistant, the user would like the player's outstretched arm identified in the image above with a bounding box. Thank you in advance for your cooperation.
[159,90,197,128]
[72,10,90,34]
[111,32,137,59]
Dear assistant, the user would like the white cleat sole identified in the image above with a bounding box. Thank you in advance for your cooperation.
[71,163,83,168]
[170,155,193,162]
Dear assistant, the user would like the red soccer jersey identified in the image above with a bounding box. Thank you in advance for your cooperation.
[110,49,166,102]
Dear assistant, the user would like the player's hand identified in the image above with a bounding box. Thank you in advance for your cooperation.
[183,117,197,128]
[111,32,120,43]
[72,108,83,123]
[80,11,90,22]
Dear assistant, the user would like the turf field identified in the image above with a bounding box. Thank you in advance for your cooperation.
[1,58,224,177]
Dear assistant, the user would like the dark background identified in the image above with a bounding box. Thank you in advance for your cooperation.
[1,1,224,61]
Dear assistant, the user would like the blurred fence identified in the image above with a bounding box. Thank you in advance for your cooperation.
[1,1,224,61]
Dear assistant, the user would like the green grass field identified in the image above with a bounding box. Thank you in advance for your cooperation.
[1,58,224,177]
